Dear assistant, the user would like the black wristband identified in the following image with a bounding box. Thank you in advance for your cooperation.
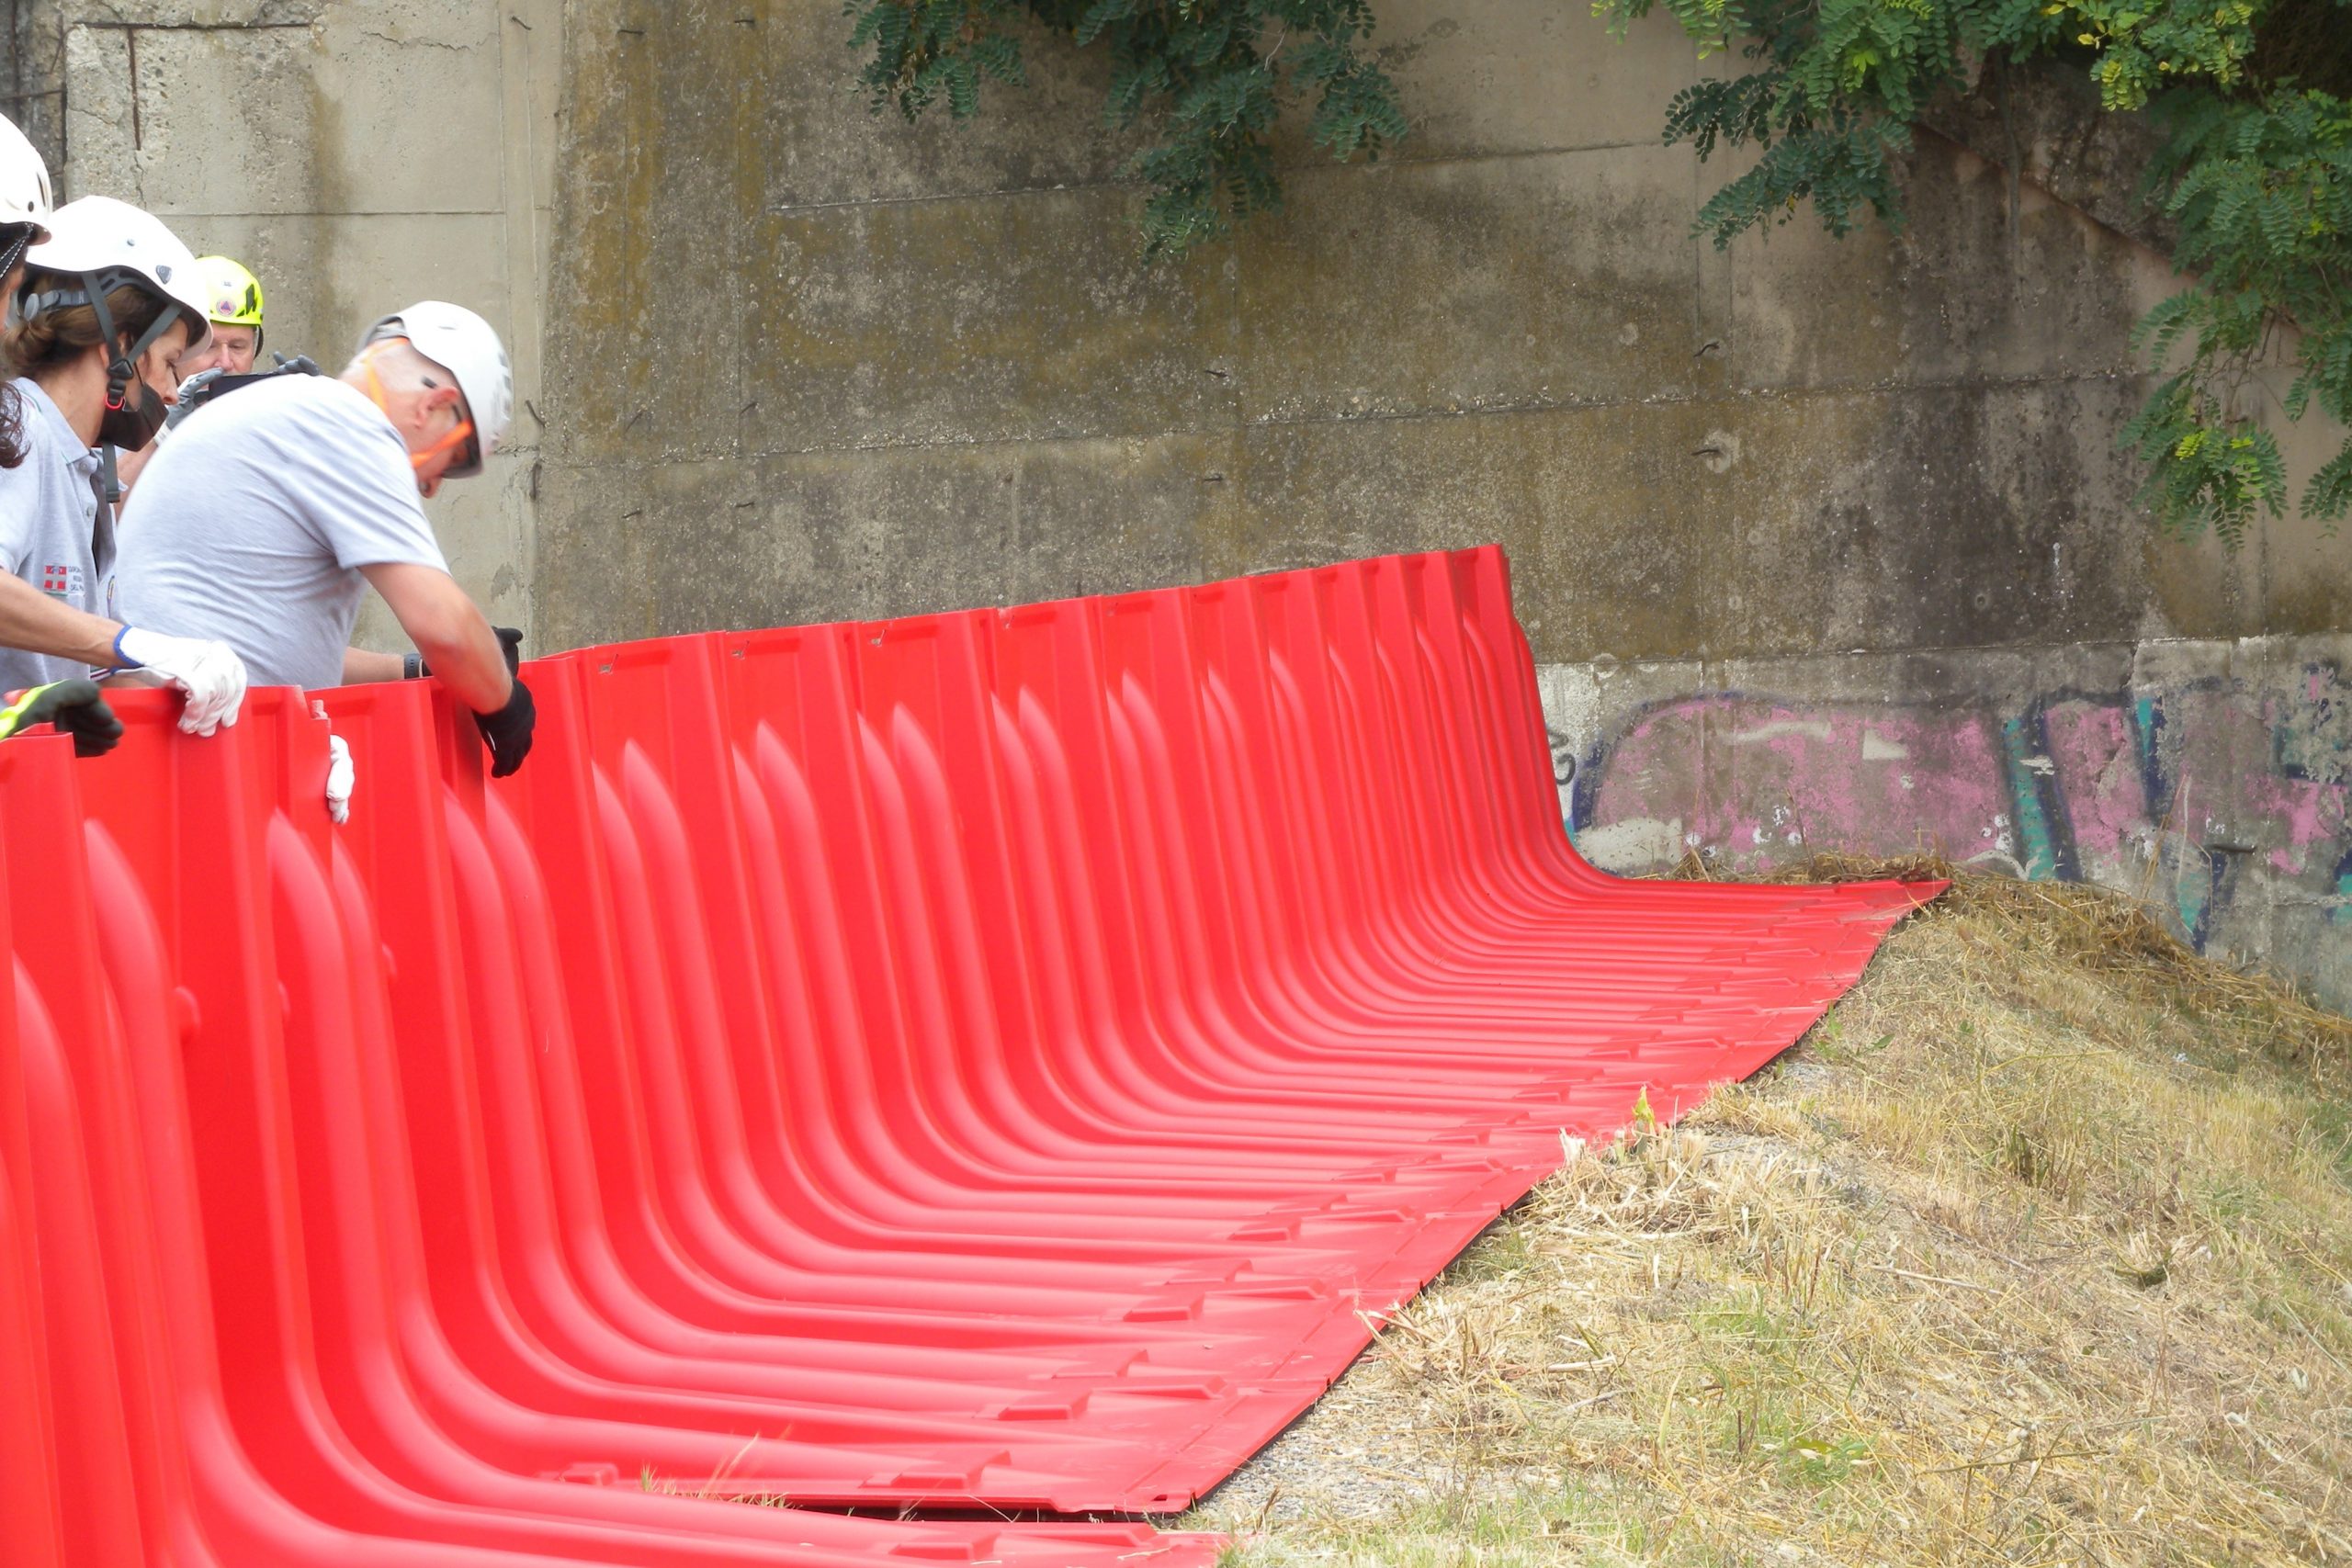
[404,652,424,681]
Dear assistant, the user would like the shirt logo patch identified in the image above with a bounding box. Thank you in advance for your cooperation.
[40,563,68,597]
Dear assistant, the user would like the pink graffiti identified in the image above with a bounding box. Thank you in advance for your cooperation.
[1590,699,2013,865]
[1585,679,2352,883]
[2041,701,2147,873]
[2170,688,2349,873]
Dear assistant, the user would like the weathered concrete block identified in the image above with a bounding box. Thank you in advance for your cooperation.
[741,187,1237,452]
[711,446,1029,626]
[73,21,316,212]
[547,254,746,468]
[757,1,1146,209]
[997,433,1238,604]
[1361,0,1696,163]
[1237,143,1702,423]
[1921,55,2177,256]
[1728,134,2176,393]
[2263,367,2352,637]
[531,469,634,649]
[1720,378,2256,656]
[2140,506,2265,644]
[60,21,136,199]
[537,429,1243,646]
[317,210,512,355]
[70,3,322,25]
[752,0,1693,211]
[61,7,499,217]
[322,0,485,47]
[550,2,879,467]
[1235,400,1736,660]
[306,17,503,214]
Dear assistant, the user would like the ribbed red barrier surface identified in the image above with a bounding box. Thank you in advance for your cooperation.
[1,547,1936,1564]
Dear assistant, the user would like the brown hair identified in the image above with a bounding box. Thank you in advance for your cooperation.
[1,269,190,382]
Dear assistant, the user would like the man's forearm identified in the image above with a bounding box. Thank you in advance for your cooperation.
[342,647,407,684]
[413,625,513,714]
[361,563,514,716]
[0,573,124,671]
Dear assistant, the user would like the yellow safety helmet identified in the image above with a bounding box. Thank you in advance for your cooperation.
[193,254,263,328]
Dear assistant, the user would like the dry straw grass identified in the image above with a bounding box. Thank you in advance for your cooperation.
[1192,864,2352,1565]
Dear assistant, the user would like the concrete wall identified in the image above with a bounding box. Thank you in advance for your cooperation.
[17,0,2352,998]
[530,0,2335,662]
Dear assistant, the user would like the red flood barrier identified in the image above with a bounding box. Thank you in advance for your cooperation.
[0,547,1937,1564]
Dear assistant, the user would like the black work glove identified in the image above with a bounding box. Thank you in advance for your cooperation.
[0,679,125,757]
[413,627,523,681]
[472,676,536,778]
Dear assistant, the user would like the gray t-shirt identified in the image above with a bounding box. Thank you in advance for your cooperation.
[117,375,448,691]
[0,378,115,694]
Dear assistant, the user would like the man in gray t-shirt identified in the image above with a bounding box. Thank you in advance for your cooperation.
[116,300,537,779]
[118,372,447,690]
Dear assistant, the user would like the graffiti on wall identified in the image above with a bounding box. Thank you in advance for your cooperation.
[1563,666,2352,954]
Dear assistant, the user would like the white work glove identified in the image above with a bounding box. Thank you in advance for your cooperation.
[112,626,250,737]
[325,732,355,824]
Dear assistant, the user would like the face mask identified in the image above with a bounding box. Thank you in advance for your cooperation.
[96,369,167,452]
[46,276,192,454]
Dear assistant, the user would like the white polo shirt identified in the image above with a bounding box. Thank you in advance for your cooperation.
[0,377,112,694]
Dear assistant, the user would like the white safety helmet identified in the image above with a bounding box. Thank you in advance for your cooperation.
[0,114,52,242]
[19,195,213,361]
[360,301,512,479]
[0,115,53,291]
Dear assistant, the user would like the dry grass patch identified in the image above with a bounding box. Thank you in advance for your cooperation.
[1190,870,2352,1565]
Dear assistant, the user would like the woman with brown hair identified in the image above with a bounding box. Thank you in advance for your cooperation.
[0,195,246,733]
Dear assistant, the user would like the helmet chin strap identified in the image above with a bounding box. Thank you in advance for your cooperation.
[86,281,139,410]
[0,228,29,300]
[70,269,183,411]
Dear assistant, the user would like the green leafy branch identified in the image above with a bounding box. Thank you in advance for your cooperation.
[2127,88,2352,540]
[1598,0,2352,542]
[845,0,1407,257]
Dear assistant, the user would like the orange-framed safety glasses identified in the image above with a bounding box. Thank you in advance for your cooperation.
[361,338,477,472]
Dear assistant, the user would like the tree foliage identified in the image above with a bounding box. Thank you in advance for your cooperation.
[844,0,1408,257]
[1597,0,2352,544]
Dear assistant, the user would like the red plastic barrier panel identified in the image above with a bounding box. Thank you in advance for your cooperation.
[2,546,1932,1564]
[2,701,1216,1566]
[0,750,67,1568]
